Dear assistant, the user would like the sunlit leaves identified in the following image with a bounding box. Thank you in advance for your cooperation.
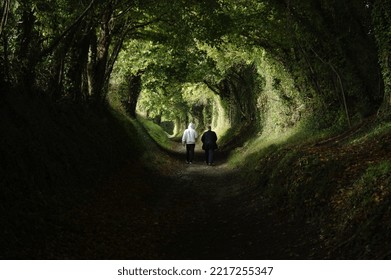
[2,0,386,123]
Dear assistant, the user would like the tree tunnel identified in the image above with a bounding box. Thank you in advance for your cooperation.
[102,0,388,148]
[2,0,391,260]
[2,0,389,138]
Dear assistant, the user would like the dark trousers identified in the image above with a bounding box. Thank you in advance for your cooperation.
[205,149,214,164]
[186,144,195,163]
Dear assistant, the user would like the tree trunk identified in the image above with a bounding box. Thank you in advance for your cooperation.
[373,0,391,116]
[17,6,37,92]
[125,73,142,117]
[0,0,10,37]
[90,3,113,104]
[1,32,10,88]
[68,29,91,103]
[50,49,65,101]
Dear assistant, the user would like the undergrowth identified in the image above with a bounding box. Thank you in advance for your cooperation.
[328,160,391,259]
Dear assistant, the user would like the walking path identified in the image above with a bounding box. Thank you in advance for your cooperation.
[40,140,319,259]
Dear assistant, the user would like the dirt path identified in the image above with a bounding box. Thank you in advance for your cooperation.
[36,141,320,259]
[150,144,320,259]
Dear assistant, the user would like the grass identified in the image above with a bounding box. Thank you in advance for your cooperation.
[349,120,391,145]
[136,116,175,151]
[227,119,330,168]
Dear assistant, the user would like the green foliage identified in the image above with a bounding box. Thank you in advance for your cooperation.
[341,160,391,221]
[137,116,173,151]
[2,0,386,130]
[110,37,219,125]
[255,52,305,134]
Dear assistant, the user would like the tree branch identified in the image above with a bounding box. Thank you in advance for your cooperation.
[39,0,96,59]
[0,0,11,37]
[203,79,221,96]
[310,47,351,128]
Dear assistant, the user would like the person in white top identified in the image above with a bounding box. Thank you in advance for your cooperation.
[182,122,198,164]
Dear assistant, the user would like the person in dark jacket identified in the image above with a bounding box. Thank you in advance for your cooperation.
[201,125,218,165]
